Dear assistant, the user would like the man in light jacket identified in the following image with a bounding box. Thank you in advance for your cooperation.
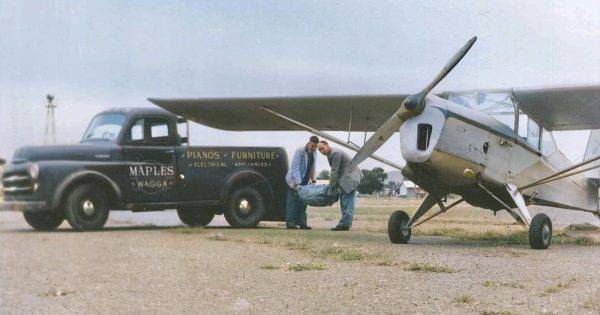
[317,140,361,231]
[285,136,319,229]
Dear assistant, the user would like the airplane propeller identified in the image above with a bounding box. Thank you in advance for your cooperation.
[349,36,478,169]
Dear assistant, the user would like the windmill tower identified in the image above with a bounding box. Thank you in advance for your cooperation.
[44,94,57,144]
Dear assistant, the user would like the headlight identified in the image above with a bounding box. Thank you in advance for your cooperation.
[28,163,39,180]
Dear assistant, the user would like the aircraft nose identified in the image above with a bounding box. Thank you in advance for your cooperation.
[400,106,447,163]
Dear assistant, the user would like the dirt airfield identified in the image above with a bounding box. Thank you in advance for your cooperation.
[1,198,599,315]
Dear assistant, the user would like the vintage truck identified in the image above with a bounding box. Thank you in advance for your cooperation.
[2,107,289,231]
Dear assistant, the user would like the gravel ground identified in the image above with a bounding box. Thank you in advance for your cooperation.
[1,208,599,315]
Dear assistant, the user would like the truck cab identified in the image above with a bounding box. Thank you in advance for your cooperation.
[2,108,288,231]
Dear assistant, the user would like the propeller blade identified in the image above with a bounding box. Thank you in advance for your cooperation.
[423,36,477,95]
[349,36,477,169]
[349,107,409,169]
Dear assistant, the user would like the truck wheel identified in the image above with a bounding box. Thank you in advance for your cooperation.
[529,213,552,249]
[64,183,110,231]
[23,210,64,231]
[177,208,215,227]
[388,210,411,244]
[224,187,265,228]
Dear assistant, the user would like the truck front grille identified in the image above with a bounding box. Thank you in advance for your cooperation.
[2,170,34,195]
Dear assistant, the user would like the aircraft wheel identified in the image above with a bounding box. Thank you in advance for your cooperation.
[388,210,411,244]
[224,187,265,228]
[65,183,110,231]
[23,209,64,231]
[177,207,215,227]
[529,213,552,249]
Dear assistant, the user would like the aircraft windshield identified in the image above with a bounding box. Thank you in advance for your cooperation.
[448,92,516,130]
[81,113,126,142]
[448,91,549,152]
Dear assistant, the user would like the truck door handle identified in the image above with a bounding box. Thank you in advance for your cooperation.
[165,149,175,154]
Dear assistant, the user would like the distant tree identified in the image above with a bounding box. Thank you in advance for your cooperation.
[358,167,388,194]
[317,169,330,180]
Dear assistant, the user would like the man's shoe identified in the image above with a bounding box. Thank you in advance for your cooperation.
[331,226,350,231]
[298,225,312,230]
[286,225,299,230]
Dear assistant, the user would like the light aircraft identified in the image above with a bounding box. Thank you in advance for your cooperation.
[150,37,600,249]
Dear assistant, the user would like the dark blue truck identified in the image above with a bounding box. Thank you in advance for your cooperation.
[2,107,288,231]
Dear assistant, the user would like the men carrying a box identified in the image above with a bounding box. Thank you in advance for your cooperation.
[317,140,361,231]
[285,136,319,230]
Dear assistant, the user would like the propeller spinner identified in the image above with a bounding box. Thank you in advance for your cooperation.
[350,36,478,169]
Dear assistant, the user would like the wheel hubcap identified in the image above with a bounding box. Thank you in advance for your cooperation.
[238,199,251,215]
[400,221,410,237]
[82,200,95,216]
[542,224,551,244]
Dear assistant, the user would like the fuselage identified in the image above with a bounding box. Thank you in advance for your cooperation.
[399,93,598,212]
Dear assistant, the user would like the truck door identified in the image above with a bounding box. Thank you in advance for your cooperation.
[121,116,178,203]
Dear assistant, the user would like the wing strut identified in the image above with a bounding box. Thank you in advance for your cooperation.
[260,106,403,171]
[519,154,600,190]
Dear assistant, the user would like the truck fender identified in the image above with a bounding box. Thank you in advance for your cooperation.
[222,170,274,206]
[51,170,122,209]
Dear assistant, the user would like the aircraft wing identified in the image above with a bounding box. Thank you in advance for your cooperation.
[148,95,407,132]
[512,84,600,131]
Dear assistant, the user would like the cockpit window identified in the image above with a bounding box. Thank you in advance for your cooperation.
[541,128,556,156]
[81,113,126,142]
[448,92,516,130]
[518,112,540,150]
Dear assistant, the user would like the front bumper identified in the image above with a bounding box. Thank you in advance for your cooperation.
[0,201,48,212]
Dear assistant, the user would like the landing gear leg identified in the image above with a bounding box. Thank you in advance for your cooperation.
[504,184,552,249]
[388,193,462,244]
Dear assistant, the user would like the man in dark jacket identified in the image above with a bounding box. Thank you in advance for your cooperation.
[317,140,361,231]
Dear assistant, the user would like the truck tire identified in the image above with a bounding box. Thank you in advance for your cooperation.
[23,210,64,231]
[64,183,110,231]
[224,187,265,228]
[177,208,215,227]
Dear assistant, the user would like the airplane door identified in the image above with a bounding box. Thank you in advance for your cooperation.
[482,134,512,182]
[507,115,542,180]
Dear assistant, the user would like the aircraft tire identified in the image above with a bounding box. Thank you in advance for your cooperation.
[224,187,265,228]
[64,183,110,231]
[177,207,215,227]
[388,210,411,244]
[529,213,552,249]
[23,209,64,231]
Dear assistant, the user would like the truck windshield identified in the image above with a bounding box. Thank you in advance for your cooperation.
[81,113,126,142]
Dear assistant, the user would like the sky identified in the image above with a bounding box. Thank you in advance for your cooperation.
[2,0,600,171]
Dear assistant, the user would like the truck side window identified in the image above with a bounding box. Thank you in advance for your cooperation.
[126,117,172,146]
[131,121,144,141]
[129,119,145,144]
[148,119,171,145]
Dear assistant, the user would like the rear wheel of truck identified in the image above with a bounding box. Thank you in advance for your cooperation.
[64,183,110,231]
[224,187,265,228]
[23,210,64,231]
[177,208,215,227]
